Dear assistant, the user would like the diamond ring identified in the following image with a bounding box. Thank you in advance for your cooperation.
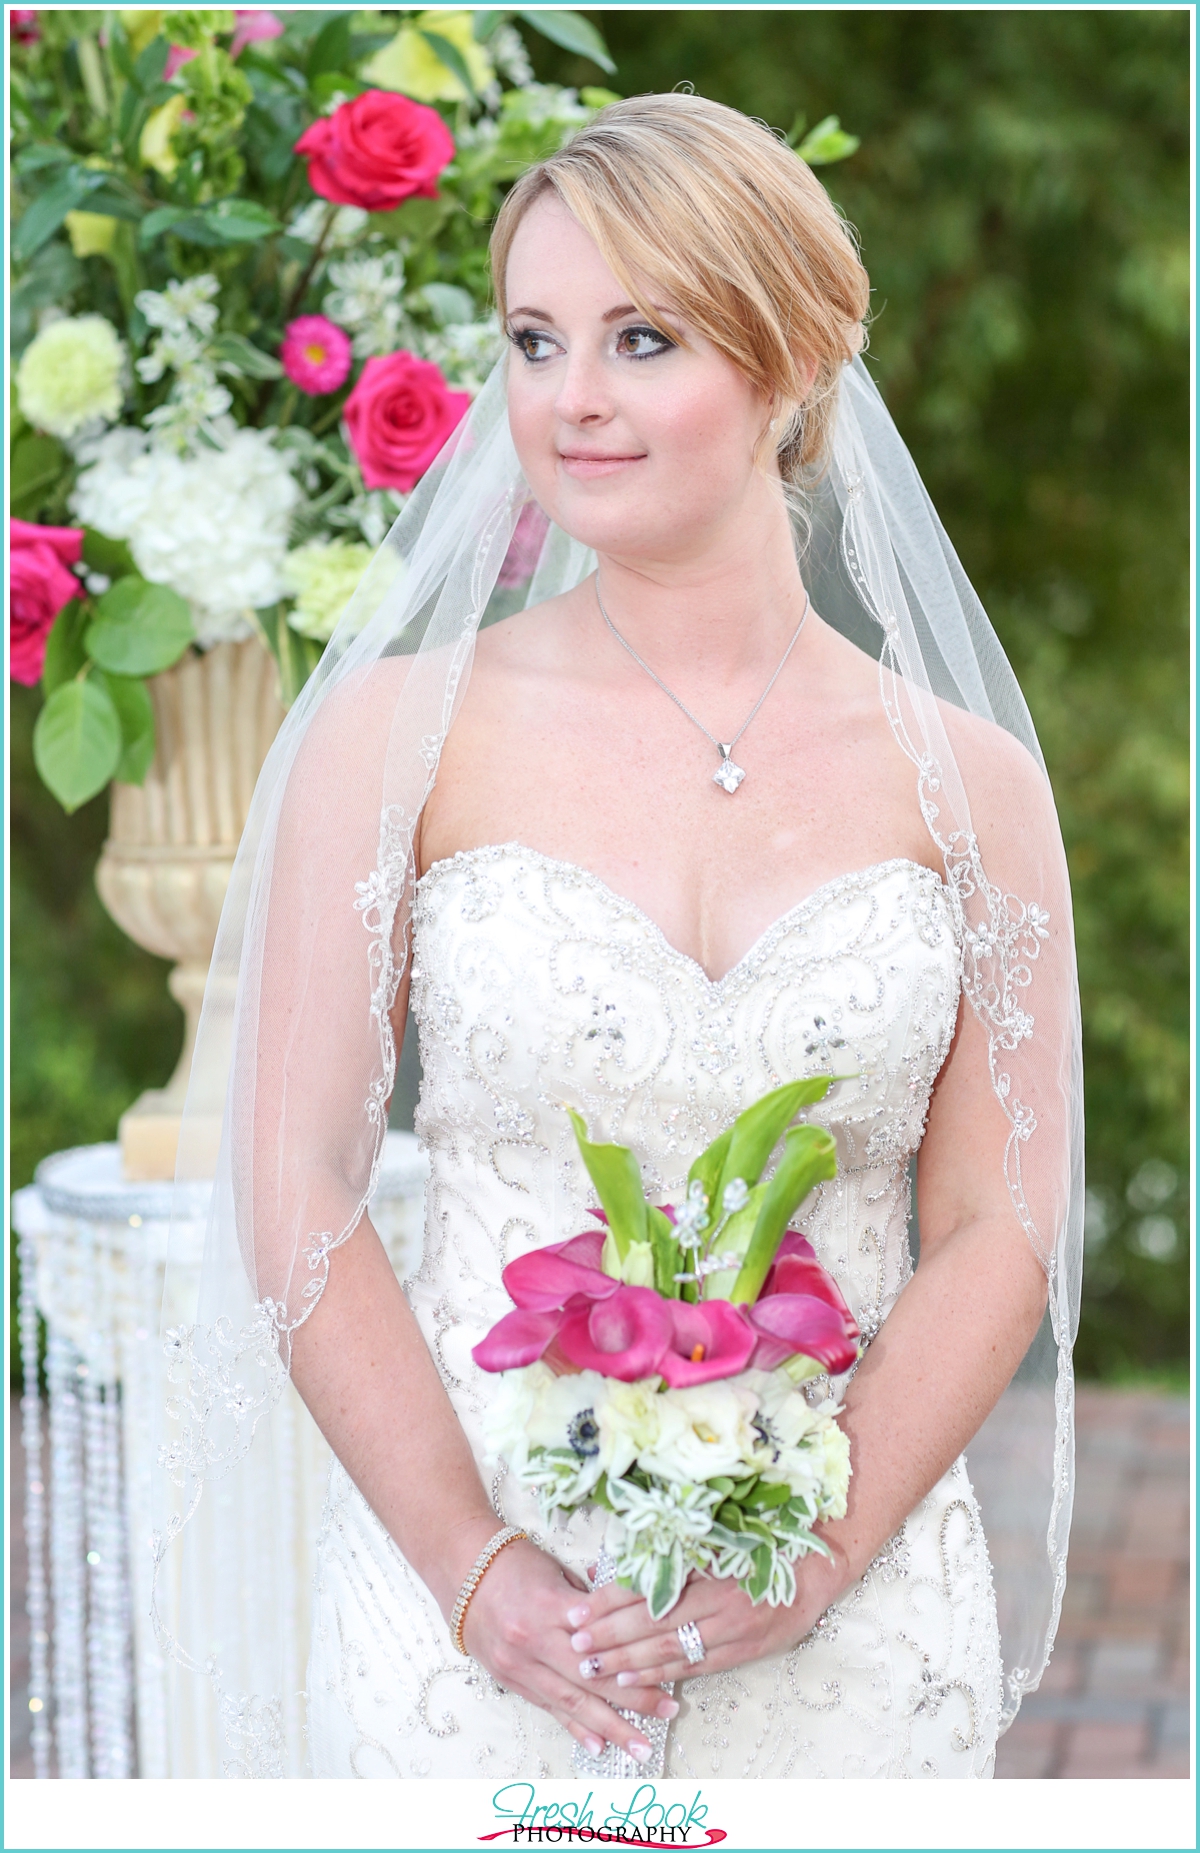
[676,1621,706,1665]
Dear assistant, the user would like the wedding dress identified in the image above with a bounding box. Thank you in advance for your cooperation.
[306,844,1003,1780]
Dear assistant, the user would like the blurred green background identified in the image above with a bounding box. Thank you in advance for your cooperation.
[11,7,1189,1382]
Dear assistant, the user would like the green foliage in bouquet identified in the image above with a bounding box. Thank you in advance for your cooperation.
[568,1080,838,1304]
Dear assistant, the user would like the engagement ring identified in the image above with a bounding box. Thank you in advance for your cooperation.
[677,1621,706,1665]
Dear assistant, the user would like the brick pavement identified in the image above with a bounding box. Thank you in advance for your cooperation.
[9,1388,1191,1779]
[995,1387,1191,1778]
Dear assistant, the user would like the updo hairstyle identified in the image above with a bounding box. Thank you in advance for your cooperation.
[490,92,871,483]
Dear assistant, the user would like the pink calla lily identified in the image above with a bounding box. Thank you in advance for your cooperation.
[747,1292,860,1374]
[472,1308,561,1372]
[500,1230,617,1312]
[556,1286,674,1382]
[657,1299,757,1387]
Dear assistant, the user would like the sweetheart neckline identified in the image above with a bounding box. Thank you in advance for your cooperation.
[415,842,953,991]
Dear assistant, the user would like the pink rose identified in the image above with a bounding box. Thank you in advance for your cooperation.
[9,518,84,686]
[11,10,39,43]
[280,314,352,395]
[343,351,469,493]
[294,90,455,213]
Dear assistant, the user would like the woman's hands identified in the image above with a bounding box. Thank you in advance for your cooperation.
[562,1553,846,1690]
[458,1535,679,1761]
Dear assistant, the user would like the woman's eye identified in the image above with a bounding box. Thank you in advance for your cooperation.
[617,325,675,360]
[509,328,560,363]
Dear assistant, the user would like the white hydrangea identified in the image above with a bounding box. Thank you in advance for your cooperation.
[323,250,408,358]
[71,423,299,646]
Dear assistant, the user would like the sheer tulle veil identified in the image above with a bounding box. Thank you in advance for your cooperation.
[152,352,1083,1776]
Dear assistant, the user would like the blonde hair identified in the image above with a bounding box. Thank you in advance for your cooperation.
[490,92,870,481]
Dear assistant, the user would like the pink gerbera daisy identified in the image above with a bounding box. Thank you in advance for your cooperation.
[280,315,353,396]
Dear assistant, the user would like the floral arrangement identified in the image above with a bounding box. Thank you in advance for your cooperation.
[475,1080,860,1618]
[9,6,622,809]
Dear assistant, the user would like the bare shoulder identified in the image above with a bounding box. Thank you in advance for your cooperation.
[936,699,1056,837]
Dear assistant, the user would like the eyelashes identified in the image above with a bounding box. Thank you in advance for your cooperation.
[507,325,676,365]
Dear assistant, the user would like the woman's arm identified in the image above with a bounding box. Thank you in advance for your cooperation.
[561,987,1049,1683]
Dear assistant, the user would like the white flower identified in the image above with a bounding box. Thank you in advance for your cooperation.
[17,314,127,439]
[481,1363,548,1473]
[597,1379,666,1481]
[326,489,406,550]
[135,274,220,338]
[324,251,408,359]
[526,1368,607,1452]
[70,424,299,646]
[491,21,533,86]
[287,201,369,248]
[418,314,505,396]
[638,1380,759,1485]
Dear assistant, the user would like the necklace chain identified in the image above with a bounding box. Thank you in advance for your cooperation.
[594,580,810,792]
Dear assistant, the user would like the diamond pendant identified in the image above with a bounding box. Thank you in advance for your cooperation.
[713,746,745,794]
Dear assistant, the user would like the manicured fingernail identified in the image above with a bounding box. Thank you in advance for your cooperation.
[585,1735,603,1756]
[579,1657,602,1680]
[629,1740,653,1764]
[567,1605,590,1627]
[616,1671,640,1688]
[570,1630,593,1653]
[657,1698,679,1720]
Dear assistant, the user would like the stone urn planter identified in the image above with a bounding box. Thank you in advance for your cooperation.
[95,638,284,1180]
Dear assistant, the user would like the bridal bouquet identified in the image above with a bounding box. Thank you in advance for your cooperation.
[475,1080,860,1619]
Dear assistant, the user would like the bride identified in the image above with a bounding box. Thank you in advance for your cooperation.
[156,93,1082,1782]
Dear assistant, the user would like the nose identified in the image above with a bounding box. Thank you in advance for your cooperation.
[552,344,613,429]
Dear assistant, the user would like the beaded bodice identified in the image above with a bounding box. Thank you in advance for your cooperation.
[405,843,962,1398]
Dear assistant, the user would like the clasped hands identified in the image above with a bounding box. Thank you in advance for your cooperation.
[459,1536,842,1761]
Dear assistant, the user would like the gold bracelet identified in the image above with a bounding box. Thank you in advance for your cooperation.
[450,1526,528,1656]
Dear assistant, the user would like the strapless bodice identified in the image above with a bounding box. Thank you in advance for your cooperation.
[406,843,962,1388]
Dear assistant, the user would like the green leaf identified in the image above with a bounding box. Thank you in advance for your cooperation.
[33,678,122,812]
[518,9,616,73]
[647,1543,685,1621]
[138,205,190,246]
[747,1480,791,1509]
[566,1109,647,1259]
[98,673,156,784]
[472,10,505,44]
[14,169,103,261]
[418,28,477,99]
[203,198,283,244]
[79,185,145,224]
[210,332,285,380]
[41,601,89,695]
[82,528,138,580]
[10,432,68,514]
[685,1124,732,1221]
[747,1543,774,1602]
[796,115,861,167]
[134,34,171,90]
[717,1076,834,1200]
[306,13,353,80]
[708,1476,735,1498]
[84,577,195,677]
[729,1123,839,1304]
[420,281,476,327]
[646,1202,681,1297]
[15,144,73,174]
[731,1477,759,1502]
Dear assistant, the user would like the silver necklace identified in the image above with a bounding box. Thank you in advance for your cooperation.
[595,581,810,794]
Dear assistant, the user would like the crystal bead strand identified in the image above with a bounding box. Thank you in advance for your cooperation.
[275,1382,301,1762]
[47,1324,89,1777]
[82,1215,134,1778]
[129,1209,167,1777]
[17,1232,52,1778]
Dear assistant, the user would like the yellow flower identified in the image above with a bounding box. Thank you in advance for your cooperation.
[65,211,119,259]
[362,11,493,103]
[17,315,126,440]
[120,10,163,55]
[139,92,189,178]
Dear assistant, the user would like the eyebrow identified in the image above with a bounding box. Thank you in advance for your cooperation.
[506,303,676,325]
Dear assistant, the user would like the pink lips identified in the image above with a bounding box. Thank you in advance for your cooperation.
[558,452,645,480]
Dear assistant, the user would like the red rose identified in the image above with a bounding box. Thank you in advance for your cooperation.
[9,518,84,685]
[343,351,470,493]
[294,90,455,213]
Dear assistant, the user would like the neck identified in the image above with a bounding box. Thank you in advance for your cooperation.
[591,495,807,679]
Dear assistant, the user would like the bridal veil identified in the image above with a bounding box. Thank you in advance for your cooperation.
[153,168,1083,1784]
